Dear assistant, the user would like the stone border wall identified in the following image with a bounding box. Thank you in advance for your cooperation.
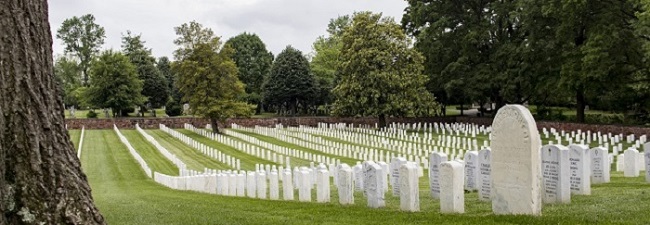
[65,116,650,136]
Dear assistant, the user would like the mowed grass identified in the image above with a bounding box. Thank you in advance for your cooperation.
[68,129,81,151]
[74,129,650,224]
[231,129,359,165]
[121,130,179,176]
[145,130,232,171]
[176,129,278,170]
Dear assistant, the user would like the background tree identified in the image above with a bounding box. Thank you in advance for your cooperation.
[310,15,351,112]
[56,14,105,86]
[0,0,105,223]
[333,12,439,127]
[157,56,174,91]
[84,50,145,117]
[122,31,169,116]
[263,46,318,115]
[172,21,252,133]
[225,33,274,114]
[54,55,82,107]
[402,0,546,115]
[158,56,184,117]
[543,0,646,122]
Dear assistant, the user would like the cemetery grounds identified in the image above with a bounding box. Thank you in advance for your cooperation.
[69,122,650,224]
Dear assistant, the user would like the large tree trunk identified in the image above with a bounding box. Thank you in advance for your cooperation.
[0,1,105,224]
[378,114,387,128]
[210,118,221,134]
[576,88,586,123]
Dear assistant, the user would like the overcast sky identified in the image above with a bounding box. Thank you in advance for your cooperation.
[48,0,408,59]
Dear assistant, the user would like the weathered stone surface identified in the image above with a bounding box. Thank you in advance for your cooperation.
[246,172,256,198]
[440,161,464,214]
[282,169,294,200]
[541,145,570,204]
[464,151,479,191]
[257,172,267,199]
[429,152,448,199]
[269,170,279,200]
[490,105,542,215]
[364,163,385,208]
[316,168,330,203]
[390,157,408,196]
[645,143,650,183]
[568,145,590,195]
[400,163,420,212]
[625,149,640,177]
[337,164,354,205]
[299,170,312,202]
[478,148,492,201]
[590,147,610,184]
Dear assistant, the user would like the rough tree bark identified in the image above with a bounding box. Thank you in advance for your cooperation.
[0,0,105,224]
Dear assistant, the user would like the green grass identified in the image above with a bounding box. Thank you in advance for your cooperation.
[121,130,179,176]
[231,129,359,165]
[69,129,82,151]
[176,129,278,170]
[79,129,650,224]
[145,130,232,171]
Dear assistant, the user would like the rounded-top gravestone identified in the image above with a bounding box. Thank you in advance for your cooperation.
[490,104,542,215]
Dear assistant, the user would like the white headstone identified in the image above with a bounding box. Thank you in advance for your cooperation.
[616,154,625,172]
[378,162,389,193]
[400,163,420,212]
[364,163,385,208]
[282,169,294,200]
[490,105,542,215]
[478,148,492,201]
[645,143,650,183]
[246,172,256,198]
[439,161,464,214]
[353,164,364,191]
[316,168,330,203]
[568,145,590,195]
[625,149,640,177]
[298,170,311,202]
[269,170,279,200]
[337,164,354,205]
[589,147,610,184]
[541,144,570,204]
[390,157,407,196]
[257,172,267,199]
[464,151,479,191]
[429,152,448,199]
[237,173,246,197]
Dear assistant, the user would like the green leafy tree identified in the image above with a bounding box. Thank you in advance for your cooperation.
[333,12,439,127]
[310,15,352,109]
[56,14,105,86]
[263,46,318,115]
[225,33,274,114]
[53,55,82,107]
[122,31,169,116]
[158,56,184,117]
[157,56,174,91]
[84,50,145,117]
[172,21,253,133]
[402,0,549,115]
[542,0,646,122]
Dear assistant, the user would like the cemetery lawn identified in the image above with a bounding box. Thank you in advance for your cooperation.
[144,130,233,170]
[79,129,650,224]
[68,129,81,151]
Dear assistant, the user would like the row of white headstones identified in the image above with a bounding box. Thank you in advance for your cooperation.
[116,105,648,215]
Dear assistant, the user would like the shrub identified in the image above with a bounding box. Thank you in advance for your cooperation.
[165,101,183,117]
[86,110,98,118]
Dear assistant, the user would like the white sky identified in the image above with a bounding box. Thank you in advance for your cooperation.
[48,0,408,59]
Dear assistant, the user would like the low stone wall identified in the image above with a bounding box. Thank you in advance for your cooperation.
[65,116,650,136]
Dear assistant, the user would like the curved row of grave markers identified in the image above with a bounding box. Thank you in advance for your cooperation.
[160,124,241,170]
